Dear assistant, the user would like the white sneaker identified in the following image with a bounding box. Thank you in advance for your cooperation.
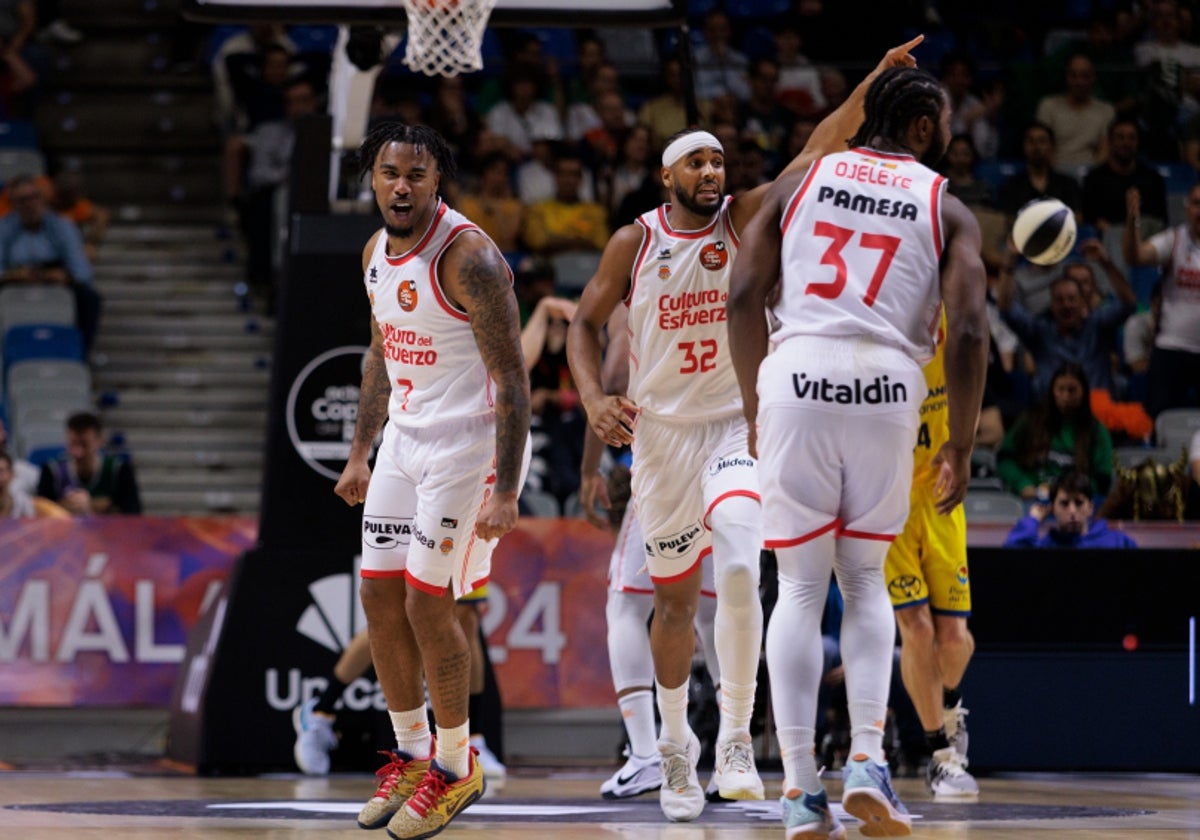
[658,732,705,822]
[600,751,662,799]
[927,746,979,800]
[292,698,337,775]
[469,735,507,790]
[710,732,765,800]
[943,701,970,758]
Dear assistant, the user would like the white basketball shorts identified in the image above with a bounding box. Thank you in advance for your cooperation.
[756,335,924,547]
[631,412,759,583]
[609,502,716,597]
[360,414,532,598]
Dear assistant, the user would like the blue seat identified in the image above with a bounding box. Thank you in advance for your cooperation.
[26,443,66,467]
[2,324,84,387]
[976,159,1022,194]
[523,27,577,70]
[1156,161,1197,194]
[0,120,38,149]
[287,24,339,54]
[727,0,793,19]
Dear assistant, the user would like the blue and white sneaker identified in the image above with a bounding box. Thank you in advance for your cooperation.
[841,756,912,837]
[292,698,338,775]
[927,746,979,799]
[781,788,847,840]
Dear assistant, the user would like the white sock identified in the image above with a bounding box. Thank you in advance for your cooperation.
[718,679,755,742]
[655,678,691,748]
[777,726,821,794]
[619,689,658,758]
[848,700,887,763]
[436,721,471,779]
[390,707,432,759]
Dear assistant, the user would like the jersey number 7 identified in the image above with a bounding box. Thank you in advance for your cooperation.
[806,221,901,307]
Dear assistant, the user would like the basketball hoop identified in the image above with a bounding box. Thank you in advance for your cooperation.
[400,0,498,77]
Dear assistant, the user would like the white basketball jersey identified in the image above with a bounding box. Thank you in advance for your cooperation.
[773,148,946,363]
[1153,226,1200,354]
[626,197,742,420]
[365,200,511,427]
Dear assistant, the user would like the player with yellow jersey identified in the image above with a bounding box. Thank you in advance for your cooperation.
[884,324,980,800]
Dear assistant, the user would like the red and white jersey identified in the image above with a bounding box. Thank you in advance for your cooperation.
[773,148,946,363]
[626,197,741,420]
[365,200,511,427]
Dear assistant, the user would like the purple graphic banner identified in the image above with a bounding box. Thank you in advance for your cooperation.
[0,517,256,706]
[486,519,616,708]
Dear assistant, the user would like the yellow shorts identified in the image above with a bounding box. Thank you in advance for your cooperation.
[884,490,971,616]
[458,583,488,603]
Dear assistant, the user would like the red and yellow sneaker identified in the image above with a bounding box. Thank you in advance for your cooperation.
[357,746,433,830]
[385,749,486,839]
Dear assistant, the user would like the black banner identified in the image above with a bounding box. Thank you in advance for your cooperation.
[168,213,390,774]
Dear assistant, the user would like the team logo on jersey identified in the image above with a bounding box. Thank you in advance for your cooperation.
[888,574,925,601]
[439,537,455,555]
[398,279,418,311]
[369,266,378,283]
[956,565,969,586]
[699,241,728,271]
[658,265,671,280]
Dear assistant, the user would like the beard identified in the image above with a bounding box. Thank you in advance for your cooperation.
[672,179,721,217]
[384,222,415,238]
[921,133,947,168]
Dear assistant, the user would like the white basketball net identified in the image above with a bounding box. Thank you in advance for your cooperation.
[400,0,498,77]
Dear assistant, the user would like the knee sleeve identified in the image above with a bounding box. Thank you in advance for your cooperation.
[709,495,764,687]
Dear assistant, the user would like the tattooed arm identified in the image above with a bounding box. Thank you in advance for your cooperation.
[443,230,532,540]
[334,230,392,507]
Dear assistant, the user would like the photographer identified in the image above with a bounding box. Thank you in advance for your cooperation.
[0,173,99,356]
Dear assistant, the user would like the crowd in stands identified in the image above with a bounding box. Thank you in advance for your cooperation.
[5,1,1200,531]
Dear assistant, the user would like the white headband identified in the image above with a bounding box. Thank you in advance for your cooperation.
[662,131,724,168]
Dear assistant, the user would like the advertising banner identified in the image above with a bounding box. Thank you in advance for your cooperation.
[0,516,256,706]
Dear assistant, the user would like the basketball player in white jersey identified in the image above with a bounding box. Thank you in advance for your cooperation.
[568,37,924,823]
[336,123,531,840]
[727,66,989,838]
[579,305,720,801]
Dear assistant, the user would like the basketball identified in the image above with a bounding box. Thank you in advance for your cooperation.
[1012,198,1077,266]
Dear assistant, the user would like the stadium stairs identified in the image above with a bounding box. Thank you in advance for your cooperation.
[36,0,272,515]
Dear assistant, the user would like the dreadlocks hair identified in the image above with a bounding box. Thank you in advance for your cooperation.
[849,66,946,150]
[356,121,457,187]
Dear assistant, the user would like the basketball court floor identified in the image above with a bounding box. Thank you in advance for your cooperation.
[3,765,1198,839]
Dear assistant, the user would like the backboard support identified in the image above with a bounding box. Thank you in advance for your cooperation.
[182,0,687,28]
